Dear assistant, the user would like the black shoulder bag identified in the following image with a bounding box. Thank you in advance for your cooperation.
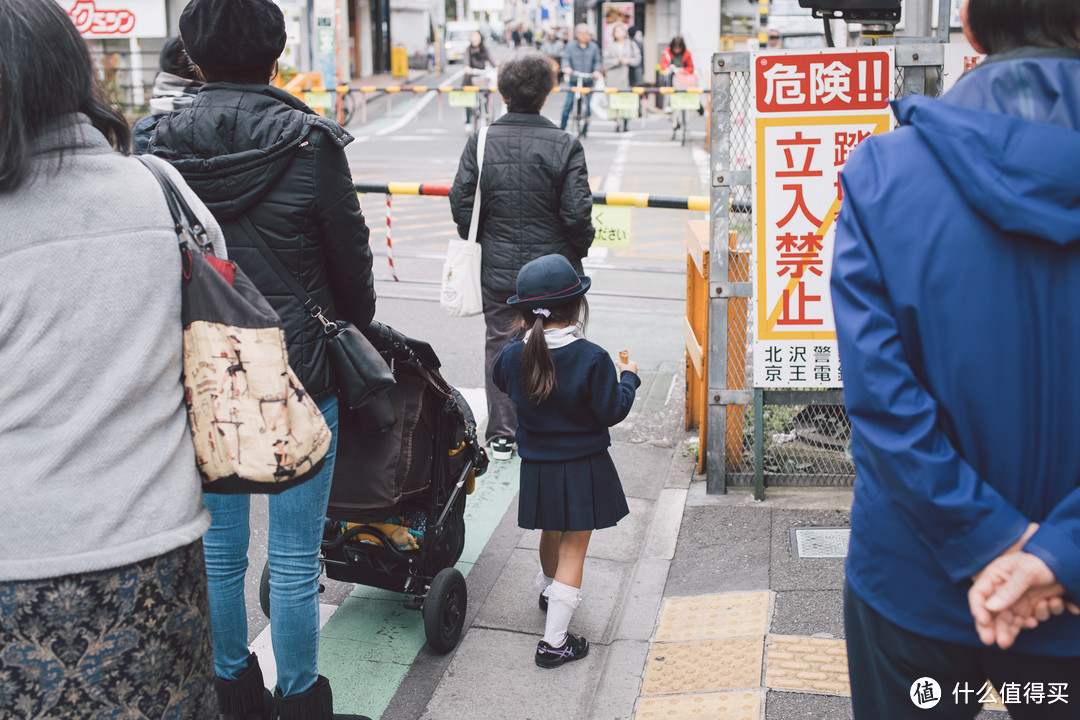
[236,215,395,411]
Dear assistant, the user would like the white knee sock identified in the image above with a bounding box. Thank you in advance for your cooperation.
[535,570,554,596]
[541,580,582,648]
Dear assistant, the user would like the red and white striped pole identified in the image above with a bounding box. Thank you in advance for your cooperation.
[386,193,398,281]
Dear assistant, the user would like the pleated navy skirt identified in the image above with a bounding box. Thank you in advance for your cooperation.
[517,450,630,531]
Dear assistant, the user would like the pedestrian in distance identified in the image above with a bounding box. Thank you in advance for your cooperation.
[831,0,1080,717]
[131,37,202,154]
[559,24,603,136]
[540,30,565,66]
[602,22,641,133]
[449,49,594,464]
[149,0,376,718]
[0,1,226,716]
[492,254,639,668]
[463,30,494,131]
[627,25,645,87]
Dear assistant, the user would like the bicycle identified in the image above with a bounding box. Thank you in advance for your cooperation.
[566,70,593,139]
[470,67,497,132]
[335,84,356,126]
[670,71,698,146]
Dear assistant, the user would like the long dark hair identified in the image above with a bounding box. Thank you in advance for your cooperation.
[0,0,131,192]
[967,0,1080,54]
[520,298,589,405]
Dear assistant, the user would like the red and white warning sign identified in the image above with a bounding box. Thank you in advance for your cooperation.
[752,48,894,388]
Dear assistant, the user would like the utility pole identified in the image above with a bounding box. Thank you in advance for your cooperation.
[898,0,935,97]
[899,0,933,38]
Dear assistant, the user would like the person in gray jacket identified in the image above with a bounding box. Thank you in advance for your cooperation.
[559,24,603,135]
[450,49,595,462]
[0,1,224,716]
[131,37,202,154]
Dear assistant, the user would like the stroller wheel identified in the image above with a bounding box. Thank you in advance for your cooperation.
[423,567,468,653]
[259,561,271,619]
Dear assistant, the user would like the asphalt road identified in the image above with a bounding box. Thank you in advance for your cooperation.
[242,47,712,641]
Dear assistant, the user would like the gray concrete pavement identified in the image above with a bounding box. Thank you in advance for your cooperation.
[371,381,1014,720]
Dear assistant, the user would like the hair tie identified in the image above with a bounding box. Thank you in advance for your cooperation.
[532,308,552,318]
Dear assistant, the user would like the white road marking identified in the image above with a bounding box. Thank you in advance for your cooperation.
[252,603,338,690]
[374,92,439,136]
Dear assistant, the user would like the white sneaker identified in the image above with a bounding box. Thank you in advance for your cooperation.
[663,107,673,115]
[489,438,514,460]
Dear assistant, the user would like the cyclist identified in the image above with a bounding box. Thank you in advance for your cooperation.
[658,36,695,114]
[559,23,602,137]
[464,30,494,132]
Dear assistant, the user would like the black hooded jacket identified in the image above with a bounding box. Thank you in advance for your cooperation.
[150,83,375,401]
[449,113,594,294]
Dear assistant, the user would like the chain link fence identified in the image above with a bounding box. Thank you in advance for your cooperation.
[709,46,946,493]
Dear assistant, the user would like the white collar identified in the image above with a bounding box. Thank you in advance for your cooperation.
[523,325,583,349]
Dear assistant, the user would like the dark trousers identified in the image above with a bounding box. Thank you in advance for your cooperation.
[482,284,519,444]
[844,582,1080,719]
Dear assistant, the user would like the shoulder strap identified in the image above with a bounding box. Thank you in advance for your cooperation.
[137,156,213,254]
[236,214,331,324]
[466,126,489,244]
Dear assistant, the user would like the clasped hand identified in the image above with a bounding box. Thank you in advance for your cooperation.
[967,523,1079,649]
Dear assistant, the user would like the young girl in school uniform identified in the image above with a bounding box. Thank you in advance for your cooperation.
[492,254,640,668]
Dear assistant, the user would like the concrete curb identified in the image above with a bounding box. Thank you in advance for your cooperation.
[585,445,698,720]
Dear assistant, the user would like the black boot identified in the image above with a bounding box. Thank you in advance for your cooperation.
[276,675,371,720]
[216,653,274,720]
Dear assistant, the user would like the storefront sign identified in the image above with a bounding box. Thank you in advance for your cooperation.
[60,0,166,39]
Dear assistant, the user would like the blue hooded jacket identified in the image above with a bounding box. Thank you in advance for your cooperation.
[832,48,1080,656]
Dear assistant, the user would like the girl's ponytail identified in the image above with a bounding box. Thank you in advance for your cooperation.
[522,314,557,405]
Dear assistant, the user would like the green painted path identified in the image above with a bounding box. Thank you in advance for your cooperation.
[318,455,521,717]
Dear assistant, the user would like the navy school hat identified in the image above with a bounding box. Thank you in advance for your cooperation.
[506,255,591,310]
[179,0,286,76]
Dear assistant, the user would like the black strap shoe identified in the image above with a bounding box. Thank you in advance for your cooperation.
[535,632,589,668]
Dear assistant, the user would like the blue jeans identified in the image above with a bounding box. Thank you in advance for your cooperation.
[560,84,591,130]
[202,395,339,697]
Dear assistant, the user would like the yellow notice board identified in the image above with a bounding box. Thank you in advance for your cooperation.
[448,91,474,108]
[305,91,332,110]
[591,205,632,249]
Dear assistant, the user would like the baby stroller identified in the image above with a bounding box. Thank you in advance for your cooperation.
[259,322,488,653]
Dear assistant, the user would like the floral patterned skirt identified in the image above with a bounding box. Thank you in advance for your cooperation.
[0,540,217,719]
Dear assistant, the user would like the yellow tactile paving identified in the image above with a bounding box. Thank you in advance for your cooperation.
[634,691,763,720]
[764,635,850,695]
[641,636,765,696]
[654,592,772,642]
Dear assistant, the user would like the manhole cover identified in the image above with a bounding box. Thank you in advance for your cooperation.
[790,527,850,558]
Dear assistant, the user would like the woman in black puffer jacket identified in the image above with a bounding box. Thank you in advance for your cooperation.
[450,49,594,462]
[149,1,374,718]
